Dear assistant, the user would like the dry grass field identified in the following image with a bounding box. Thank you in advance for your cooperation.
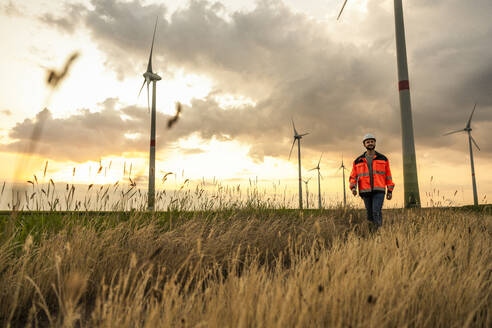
[0,206,490,327]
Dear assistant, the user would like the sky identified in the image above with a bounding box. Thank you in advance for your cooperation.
[0,0,491,208]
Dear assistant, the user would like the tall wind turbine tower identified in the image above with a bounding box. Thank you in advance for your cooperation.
[289,119,309,209]
[138,18,161,211]
[338,0,421,208]
[443,104,481,206]
[339,155,348,207]
[310,153,323,209]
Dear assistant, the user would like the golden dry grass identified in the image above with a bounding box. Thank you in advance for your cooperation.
[0,208,490,327]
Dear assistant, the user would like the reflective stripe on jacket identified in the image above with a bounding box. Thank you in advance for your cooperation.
[349,151,395,194]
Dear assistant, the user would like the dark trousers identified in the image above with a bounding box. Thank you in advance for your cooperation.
[361,192,385,228]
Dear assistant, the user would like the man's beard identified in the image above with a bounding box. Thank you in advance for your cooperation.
[365,145,375,151]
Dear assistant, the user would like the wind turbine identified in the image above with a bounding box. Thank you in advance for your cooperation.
[338,0,421,208]
[289,119,309,209]
[309,153,323,209]
[138,17,162,211]
[338,155,348,207]
[303,177,311,209]
[443,104,480,206]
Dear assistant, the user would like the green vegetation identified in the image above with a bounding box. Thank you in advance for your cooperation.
[0,206,490,327]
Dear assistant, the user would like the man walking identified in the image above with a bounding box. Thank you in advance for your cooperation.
[349,134,395,229]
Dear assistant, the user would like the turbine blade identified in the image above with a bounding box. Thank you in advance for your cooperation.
[138,79,146,97]
[471,135,480,151]
[288,139,296,160]
[291,118,298,136]
[317,152,323,167]
[337,0,349,20]
[466,103,477,129]
[443,129,465,136]
[309,167,317,171]
[147,17,158,73]
[299,132,309,137]
[320,172,324,180]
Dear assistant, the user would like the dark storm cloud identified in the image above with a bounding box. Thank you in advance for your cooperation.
[27,0,492,162]
[404,0,492,156]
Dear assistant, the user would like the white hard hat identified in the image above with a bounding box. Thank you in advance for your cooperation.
[363,133,376,142]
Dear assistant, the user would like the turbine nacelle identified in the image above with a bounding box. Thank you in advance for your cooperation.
[288,119,309,160]
[338,154,347,171]
[310,153,323,172]
[339,162,348,172]
[443,104,480,151]
[291,118,309,139]
[143,71,162,81]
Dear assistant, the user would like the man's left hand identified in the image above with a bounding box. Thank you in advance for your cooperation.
[386,192,392,200]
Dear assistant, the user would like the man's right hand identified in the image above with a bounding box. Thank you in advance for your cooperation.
[352,189,357,196]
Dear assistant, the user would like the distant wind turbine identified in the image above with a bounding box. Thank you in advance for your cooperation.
[309,153,323,209]
[138,17,162,211]
[443,104,480,206]
[338,0,421,208]
[339,155,348,207]
[289,119,309,209]
[303,177,311,209]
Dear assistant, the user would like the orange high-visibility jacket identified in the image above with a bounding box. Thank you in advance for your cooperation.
[349,151,395,194]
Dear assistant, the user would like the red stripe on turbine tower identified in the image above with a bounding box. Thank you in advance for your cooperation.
[398,80,410,91]
[150,140,155,147]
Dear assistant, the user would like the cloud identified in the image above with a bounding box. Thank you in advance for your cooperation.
[0,96,269,162]
[0,110,12,116]
[1,1,22,16]
[0,95,292,162]
[1,99,147,162]
[179,148,206,155]
[39,3,86,34]
[2,91,490,165]
[22,0,492,163]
